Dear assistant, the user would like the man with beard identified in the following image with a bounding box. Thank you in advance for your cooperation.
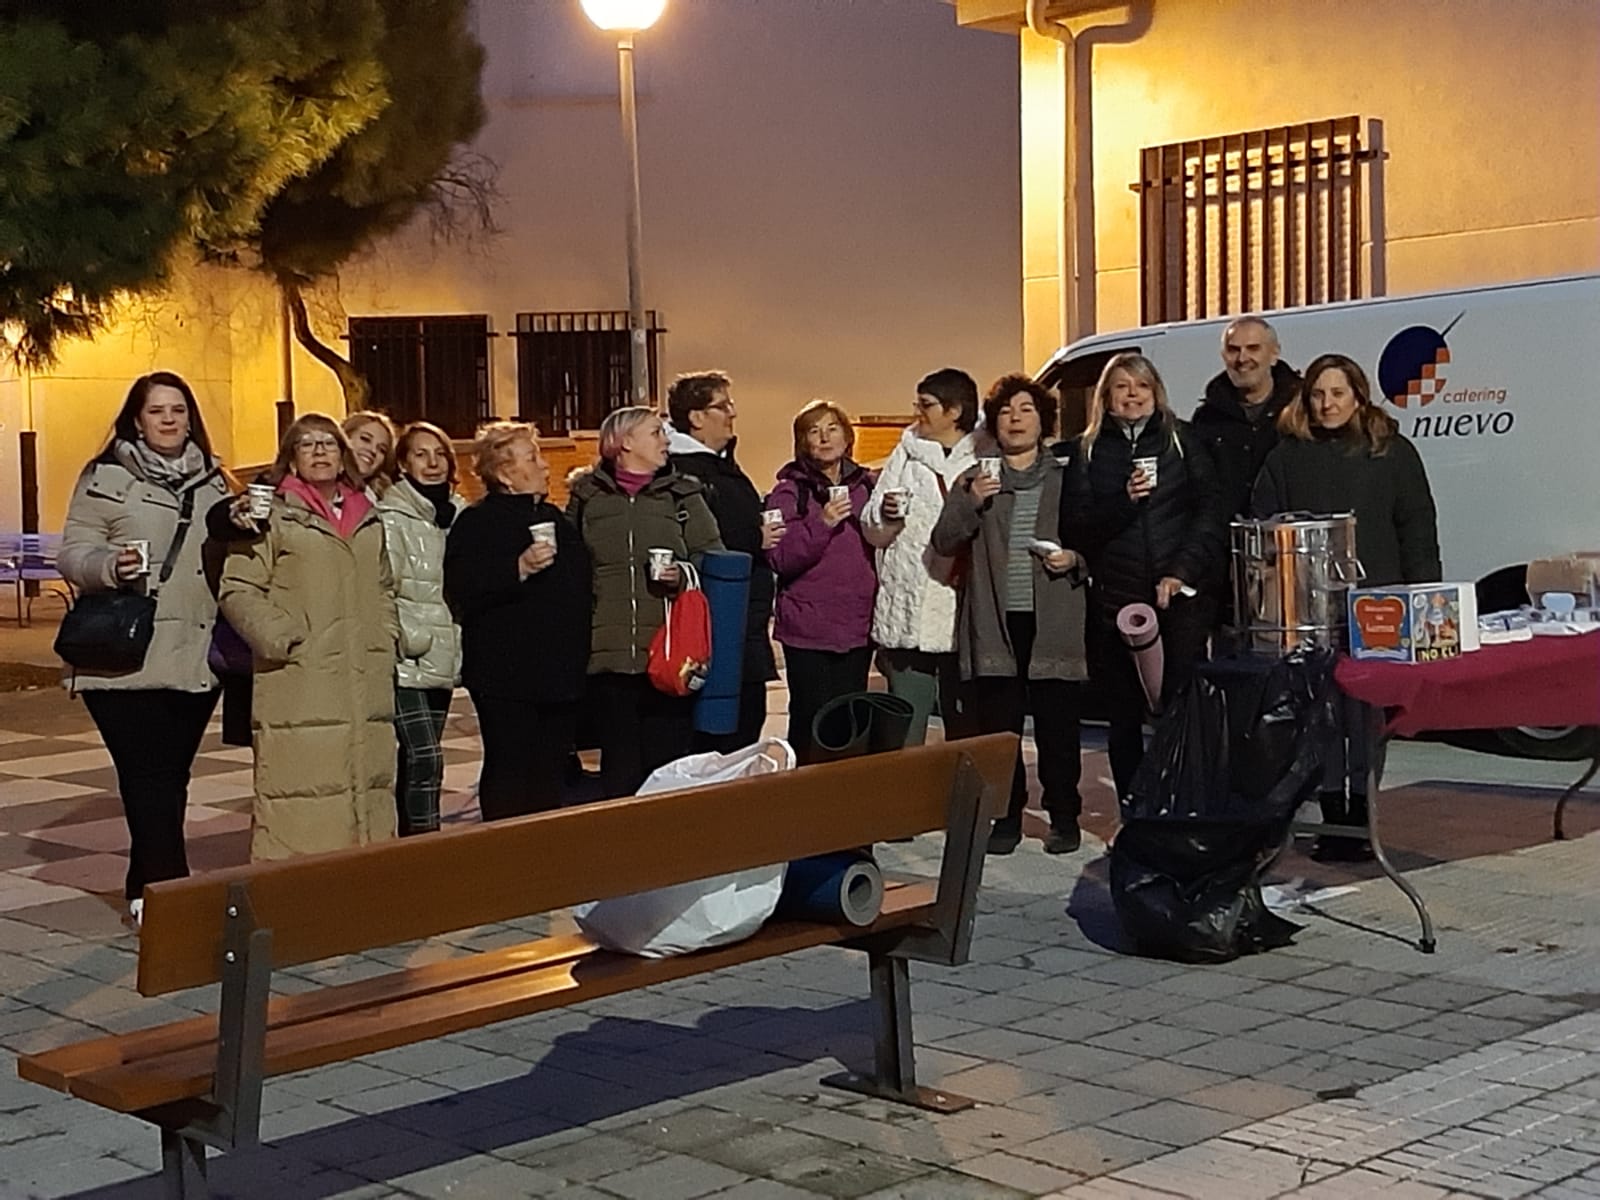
[666,371,783,751]
[1192,316,1302,519]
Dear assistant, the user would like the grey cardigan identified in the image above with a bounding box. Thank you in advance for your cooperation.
[930,455,1087,683]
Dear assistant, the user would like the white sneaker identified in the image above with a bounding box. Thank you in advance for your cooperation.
[129,898,144,929]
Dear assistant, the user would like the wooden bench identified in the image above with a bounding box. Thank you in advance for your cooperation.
[17,734,1017,1198]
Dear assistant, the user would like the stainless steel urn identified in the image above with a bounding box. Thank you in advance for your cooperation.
[1230,513,1364,654]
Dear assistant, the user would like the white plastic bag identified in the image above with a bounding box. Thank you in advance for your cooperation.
[572,739,794,958]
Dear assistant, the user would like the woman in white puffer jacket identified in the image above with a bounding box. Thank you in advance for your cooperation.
[861,369,992,745]
[378,422,465,835]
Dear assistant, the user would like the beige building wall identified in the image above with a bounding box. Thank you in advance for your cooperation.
[973,0,1600,366]
[7,0,1023,531]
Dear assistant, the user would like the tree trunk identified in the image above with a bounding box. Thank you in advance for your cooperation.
[283,282,370,412]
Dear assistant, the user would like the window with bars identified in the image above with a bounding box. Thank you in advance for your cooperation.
[513,310,665,435]
[345,315,491,438]
[1134,116,1377,326]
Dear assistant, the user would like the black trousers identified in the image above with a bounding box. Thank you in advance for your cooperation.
[471,692,578,820]
[963,612,1083,833]
[81,687,219,900]
[1092,595,1214,799]
[589,672,696,799]
[693,678,771,755]
[782,645,873,765]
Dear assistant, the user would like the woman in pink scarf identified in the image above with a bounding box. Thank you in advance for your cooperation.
[220,414,400,860]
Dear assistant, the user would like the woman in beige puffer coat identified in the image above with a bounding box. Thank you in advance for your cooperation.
[220,414,400,861]
[58,371,231,921]
[378,422,464,836]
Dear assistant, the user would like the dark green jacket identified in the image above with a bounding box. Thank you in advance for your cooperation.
[1251,430,1441,587]
[567,463,724,674]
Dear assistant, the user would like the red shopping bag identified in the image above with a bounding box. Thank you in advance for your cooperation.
[648,562,712,696]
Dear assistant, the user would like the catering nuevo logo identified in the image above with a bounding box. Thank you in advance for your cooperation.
[1377,312,1514,439]
[1378,314,1462,408]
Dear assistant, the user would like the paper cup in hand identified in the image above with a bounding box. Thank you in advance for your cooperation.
[762,508,785,528]
[246,483,274,519]
[882,487,908,517]
[648,547,674,580]
[827,485,850,506]
[1133,456,1160,490]
[979,457,1002,481]
[529,521,557,551]
[125,540,151,576]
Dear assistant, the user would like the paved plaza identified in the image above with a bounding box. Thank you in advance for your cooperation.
[0,660,1597,1199]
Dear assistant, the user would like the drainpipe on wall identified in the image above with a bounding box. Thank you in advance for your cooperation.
[1024,0,1150,344]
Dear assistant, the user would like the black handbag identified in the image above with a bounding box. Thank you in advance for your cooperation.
[55,487,197,673]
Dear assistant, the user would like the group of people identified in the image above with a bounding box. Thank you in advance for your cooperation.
[59,313,1440,925]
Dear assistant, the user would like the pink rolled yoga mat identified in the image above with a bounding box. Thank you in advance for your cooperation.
[1116,603,1164,714]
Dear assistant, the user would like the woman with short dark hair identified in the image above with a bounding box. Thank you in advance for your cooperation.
[934,376,1088,855]
[862,368,990,745]
[220,414,399,860]
[378,421,464,835]
[445,422,593,818]
[764,400,877,763]
[59,371,231,924]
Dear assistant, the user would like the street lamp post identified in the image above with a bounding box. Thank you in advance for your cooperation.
[581,0,666,409]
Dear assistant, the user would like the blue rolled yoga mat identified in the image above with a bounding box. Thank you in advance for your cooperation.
[694,549,752,735]
[776,852,885,926]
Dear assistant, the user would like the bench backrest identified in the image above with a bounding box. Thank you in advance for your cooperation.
[137,734,1018,995]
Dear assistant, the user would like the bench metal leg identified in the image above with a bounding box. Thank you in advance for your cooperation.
[161,1129,208,1199]
[1554,753,1599,841]
[820,952,974,1113]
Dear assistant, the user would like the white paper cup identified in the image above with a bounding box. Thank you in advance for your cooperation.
[762,509,785,528]
[828,485,850,505]
[529,521,557,549]
[648,547,674,580]
[125,540,151,576]
[979,457,1001,480]
[883,487,909,516]
[1133,456,1160,490]
[246,483,274,519]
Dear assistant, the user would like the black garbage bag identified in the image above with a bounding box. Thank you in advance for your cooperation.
[811,691,915,763]
[1110,819,1301,962]
[1110,648,1338,963]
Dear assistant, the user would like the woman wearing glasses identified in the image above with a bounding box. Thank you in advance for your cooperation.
[220,414,400,860]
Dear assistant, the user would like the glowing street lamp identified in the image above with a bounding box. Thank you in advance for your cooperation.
[581,0,666,408]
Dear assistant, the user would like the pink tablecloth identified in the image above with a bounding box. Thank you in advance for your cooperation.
[1334,633,1600,737]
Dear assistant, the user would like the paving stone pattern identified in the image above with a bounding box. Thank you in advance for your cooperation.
[0,687,1598,1197]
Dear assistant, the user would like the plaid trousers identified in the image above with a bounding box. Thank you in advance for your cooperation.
[394,686,451,835]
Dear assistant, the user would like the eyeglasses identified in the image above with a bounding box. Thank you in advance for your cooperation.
[296,436,340,452]
[706,401,735,413]
[913,399,944,412]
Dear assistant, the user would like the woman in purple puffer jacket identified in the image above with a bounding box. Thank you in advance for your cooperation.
[764,400,878,763]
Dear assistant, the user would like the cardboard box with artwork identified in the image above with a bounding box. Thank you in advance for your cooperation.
[1349,584,1481,663]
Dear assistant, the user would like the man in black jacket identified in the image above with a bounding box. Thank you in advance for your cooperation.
[667,371,781,751]
[1191,316,1302,520]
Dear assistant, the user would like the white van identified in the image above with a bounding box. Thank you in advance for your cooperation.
[1035,273,1600,756]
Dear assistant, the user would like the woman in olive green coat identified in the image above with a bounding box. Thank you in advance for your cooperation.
[220,414,400,861]
[567,406,723,798]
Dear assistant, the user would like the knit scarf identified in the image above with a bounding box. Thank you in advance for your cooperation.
[115,438,210,493]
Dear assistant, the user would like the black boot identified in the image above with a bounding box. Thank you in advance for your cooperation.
[1341,793,1375,861]
[1309,791,1348,861]
[1311,791,1373,862]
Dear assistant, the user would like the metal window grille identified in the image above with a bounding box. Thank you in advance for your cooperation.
[1135,116,1376,325]
[513,310,665,435]
[345,315,491,438]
